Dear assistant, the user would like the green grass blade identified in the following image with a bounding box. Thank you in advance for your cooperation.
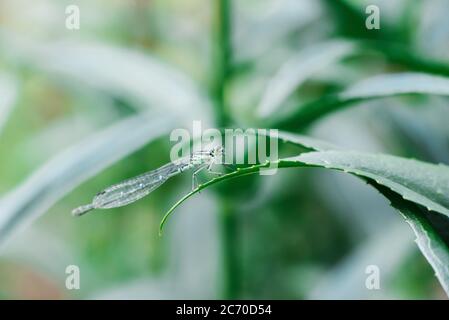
[257,40,357,118]
[272,72,449,130]
[374,184,449,296]
[0,113,174,246]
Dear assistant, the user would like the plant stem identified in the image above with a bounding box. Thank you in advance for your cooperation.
[220,199,240,298]
[212,0,232,127]
[212,0,240,298]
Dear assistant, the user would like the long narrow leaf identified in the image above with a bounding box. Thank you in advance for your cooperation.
[1,34,213,124]
[0,74,18,135]
[0,113,174,247]
[158,132,449,295]
[374,184,449,296]
[257,40,356,118]
[273,72,449,130]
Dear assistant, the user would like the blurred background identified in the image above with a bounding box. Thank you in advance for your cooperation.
[0,0,449,299]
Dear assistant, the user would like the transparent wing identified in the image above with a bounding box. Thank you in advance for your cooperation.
[94,162,189,208]
[72,161,190,216]
[93,174,168,209]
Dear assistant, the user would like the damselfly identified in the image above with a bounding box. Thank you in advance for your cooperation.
[72,146,225,216]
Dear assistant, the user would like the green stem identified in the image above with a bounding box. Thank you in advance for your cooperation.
[220,199,240,298]
[212,0,232,127]
[212,0,239,298]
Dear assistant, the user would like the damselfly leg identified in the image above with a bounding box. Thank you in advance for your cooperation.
[192,164,207,190]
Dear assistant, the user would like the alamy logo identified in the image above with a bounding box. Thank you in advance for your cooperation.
[65,5,80,30]
[170,121,279,175]
[65,265,80,290]
[365,5,380,30]
[365,264,380,290]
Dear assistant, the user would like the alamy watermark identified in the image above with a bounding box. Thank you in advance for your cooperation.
[65,5,80,30]
[365,5,380,30]
[65,265,80,290]
[170,121,279,176]
[365,264,381,290]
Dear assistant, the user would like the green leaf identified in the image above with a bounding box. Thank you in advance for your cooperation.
[159,133,449,295]
[362,40,449,77]
[161,151,449,230]
[0,113,174,246]
[1,37,213,123]
[257,40,357,118]
[292,151,449,218]
[373,185,449,296]
[273,72,449,130]
[276,131,339,151]
[160,132,449,231]
[0,73,18,135]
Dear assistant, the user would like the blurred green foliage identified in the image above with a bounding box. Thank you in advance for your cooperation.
[0,0,448,299]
